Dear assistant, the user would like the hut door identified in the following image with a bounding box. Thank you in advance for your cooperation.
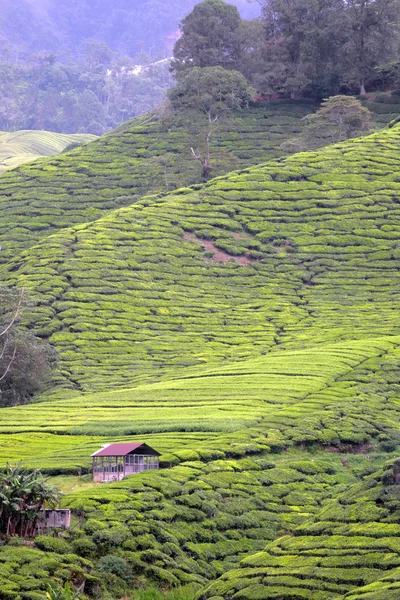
[137,455,144,472]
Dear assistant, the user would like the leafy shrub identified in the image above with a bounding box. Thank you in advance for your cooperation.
[35,536,69,554]
[97,554,132,581]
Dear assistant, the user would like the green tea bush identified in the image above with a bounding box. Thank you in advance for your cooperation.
[35,537,69,554]
[97,555,131,581]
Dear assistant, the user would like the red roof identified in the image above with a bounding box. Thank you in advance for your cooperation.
[92,443,146,457]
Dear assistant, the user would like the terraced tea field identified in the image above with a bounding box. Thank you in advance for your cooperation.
[0,130,96,173]
[0,100,316,266]
[1,100,400,600]
[0,338,394,471]
[3,124,400,392]
[1,333,400,599]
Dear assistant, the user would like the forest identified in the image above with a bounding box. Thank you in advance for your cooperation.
[0,0,259,133]
[1,0,399,134]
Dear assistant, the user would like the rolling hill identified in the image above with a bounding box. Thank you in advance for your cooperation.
[0,100,316,266]
[1,104,400,599]
[0,130,96,173]
[3,123,400,392]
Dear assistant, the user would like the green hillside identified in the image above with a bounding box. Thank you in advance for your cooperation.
[202,460,400,600]
[3,124,400,392]
[1,336,400,598]
[0,130,96,173]
[0,100,316,265]
[1,110,400,599]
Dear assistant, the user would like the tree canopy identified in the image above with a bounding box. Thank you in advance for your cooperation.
[171,0,243,73]
[0,464,59,537]
[168,66,254,119]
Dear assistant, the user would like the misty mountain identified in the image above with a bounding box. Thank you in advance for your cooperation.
[0,0,260,62]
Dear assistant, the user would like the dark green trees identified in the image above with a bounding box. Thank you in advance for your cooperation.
[171,0,242,73]
[260,0,400,98]
[169,66,254,179]
[0,287,58,407]
[343,0,400,95]
[0,464,59,537]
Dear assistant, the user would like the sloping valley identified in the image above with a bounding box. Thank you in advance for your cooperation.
[1,101,400,600]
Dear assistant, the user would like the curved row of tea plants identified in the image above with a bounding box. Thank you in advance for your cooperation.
[0,100,316,266]
[1,335,400,598]
[3,124,400,391]
[201,461,400,600]
[0,130,97,173]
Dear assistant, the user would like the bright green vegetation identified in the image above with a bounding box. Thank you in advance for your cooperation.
[0,131,96,173]
[0,338,397,471]
[3,123,400,391]
[0,100,316,266]
[1,111,400,599]
[201,461,400,600]
[1,329,400,598]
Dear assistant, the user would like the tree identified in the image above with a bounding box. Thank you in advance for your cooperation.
[0,464,59,537]
[283,95,374,151]
[171,0,243,74]
[342,0,400,95]
[261,0,346,98]
[0,287,58,407]
[168,66,254,179]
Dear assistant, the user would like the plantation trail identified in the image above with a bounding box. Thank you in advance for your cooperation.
[183,231,259,266]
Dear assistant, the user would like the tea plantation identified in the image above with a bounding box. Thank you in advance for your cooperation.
[3,123,400,391]
[1,103,400,600]
[0,130,96,173]
[0,100,317,266]
[1,336,400,599]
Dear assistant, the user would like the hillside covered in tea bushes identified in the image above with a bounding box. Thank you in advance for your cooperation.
[0,100,316,266]
[3,122,400,391]
[0,131,97,173]
[1,103,400,600]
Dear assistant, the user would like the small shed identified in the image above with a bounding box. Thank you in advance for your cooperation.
[37,509,71,532]
[92,442,160,482]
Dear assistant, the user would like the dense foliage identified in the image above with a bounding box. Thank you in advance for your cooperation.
[0,0,260,134]
[0,49,175,134]
[283,95,374,151]
[0,464,58,537]
[171,0,400,100]
[0,0,259,60]
[0,287,58,407]
[169,66,254,178]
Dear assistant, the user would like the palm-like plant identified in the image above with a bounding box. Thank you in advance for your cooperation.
[46,583,80,600]
[0,463,59,537]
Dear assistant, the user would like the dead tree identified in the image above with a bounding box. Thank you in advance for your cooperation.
[191,114,219,181]
[0,288,24,382]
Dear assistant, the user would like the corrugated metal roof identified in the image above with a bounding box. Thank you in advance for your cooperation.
[91,443,146,457]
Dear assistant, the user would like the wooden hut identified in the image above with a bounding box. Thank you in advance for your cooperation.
[92,442,160,482]
[37,509,71,532]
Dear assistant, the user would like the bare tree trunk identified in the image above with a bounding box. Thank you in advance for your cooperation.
[0,287,24,382]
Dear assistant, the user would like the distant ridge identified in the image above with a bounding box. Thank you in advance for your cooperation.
[0,130,97,173]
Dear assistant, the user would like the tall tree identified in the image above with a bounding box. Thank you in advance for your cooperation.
[282,94,374,151]
[171,0,243,74]
[261,0,346,98]
[168,66,254,179]
[342,0,400,95]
